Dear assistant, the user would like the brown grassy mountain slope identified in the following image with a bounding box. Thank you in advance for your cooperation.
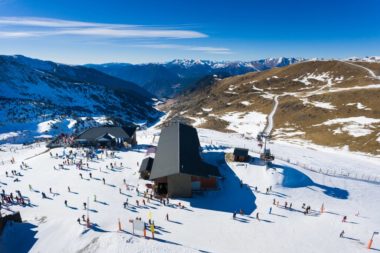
[165,60,380,155]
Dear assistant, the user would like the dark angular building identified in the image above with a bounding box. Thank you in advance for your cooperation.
[74,126,137,148]
[149,122,220,197]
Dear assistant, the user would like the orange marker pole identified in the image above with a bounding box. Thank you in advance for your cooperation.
[368,239,373,249]
[118,218,122,231]
[144,228,147,238]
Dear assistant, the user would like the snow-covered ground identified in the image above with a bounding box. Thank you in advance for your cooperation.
[300,98,336,110]
[0,123,380,253]
[0,116,114,144]
[221,111,267,138]
[263,95,279,135]
[315,117,380,137]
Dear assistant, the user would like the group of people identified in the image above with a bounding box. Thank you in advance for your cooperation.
[0,189,29,213]
[2,144,184,239]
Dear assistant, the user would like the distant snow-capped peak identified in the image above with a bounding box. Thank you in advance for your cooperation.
[165,57,304,69]
[346,56,380,62]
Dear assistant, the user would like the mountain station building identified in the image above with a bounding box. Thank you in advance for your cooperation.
[149,122,220,197]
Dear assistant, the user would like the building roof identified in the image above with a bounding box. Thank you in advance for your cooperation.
[75,126,136,141]
[233,148,249,156]
[149,122,220,180]
[139,157,154,173]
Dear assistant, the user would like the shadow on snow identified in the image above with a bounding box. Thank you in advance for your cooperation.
[182,151,256,215]
[270,163,349,200]
[0,222,38,253]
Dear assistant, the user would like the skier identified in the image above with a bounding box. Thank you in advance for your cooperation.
[49,187,52,194]
[89,173,92,179]
[77,218,81,224]
[94,195,97,202]
[166,213,169,221]
[269,207,272,214]
[342,216,347,223]
[83,202,87,210]
[256,212,260,221]
[102,178,105,184]
[64,200,68,206]
[68,186,71,192]
[79,173,83,179]
[289,203,292,210]
[233,211,236,219]
[340,230,345,238]
[273,198,276,205]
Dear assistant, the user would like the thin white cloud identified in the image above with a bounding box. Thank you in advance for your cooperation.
[54,28,206,38]
[135,44,232,54]
[133,44,183,49]
[0,31,41,37]
[187,46,231,54]
[0,16,207,39]
[0,17,102,27]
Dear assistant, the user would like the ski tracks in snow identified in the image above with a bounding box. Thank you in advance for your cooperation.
[263,95,280,136]
[341,61,380,80]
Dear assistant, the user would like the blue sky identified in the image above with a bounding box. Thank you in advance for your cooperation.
[0,0,379,64]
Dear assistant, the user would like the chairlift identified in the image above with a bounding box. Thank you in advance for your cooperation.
[260,148,275,161]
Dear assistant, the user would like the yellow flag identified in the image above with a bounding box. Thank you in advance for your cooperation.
[150,224,155,233]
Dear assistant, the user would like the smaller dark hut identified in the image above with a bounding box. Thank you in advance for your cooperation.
[233,148,249,162]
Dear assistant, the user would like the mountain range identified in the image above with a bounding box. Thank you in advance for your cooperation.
[1,54,379,155]
[86,57,303,98]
